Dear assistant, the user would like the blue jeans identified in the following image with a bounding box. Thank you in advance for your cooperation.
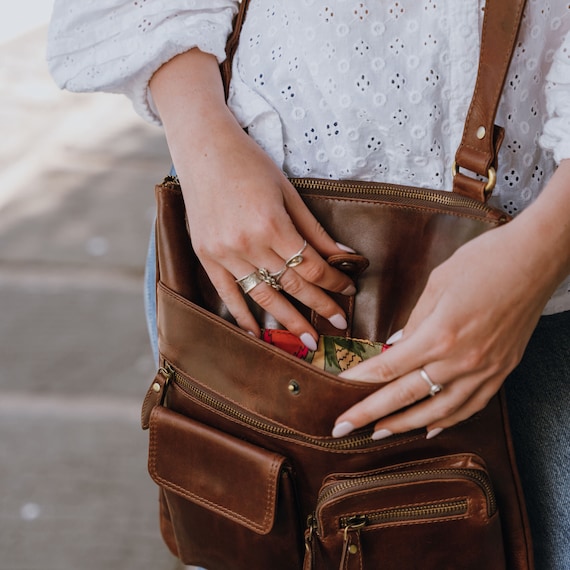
[144,232,570,569]
[504,310,570,569]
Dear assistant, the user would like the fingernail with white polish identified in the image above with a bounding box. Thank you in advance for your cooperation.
[426,427,444,440]
[336,242,356,253]
[372,429,393,441]
[332,421,355,438]
[328,313,347,330]
[300,333,318,352]
[341,284,357,296]
[386,329,404,345]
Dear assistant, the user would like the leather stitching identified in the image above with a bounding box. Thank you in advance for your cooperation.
[148,409,284,534]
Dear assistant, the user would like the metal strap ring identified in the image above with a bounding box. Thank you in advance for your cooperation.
[451,162,497,193]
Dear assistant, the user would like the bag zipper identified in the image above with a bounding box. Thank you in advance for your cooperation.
[291,178,506,219]
[339,499,469,530]
[161,175,508,222]
[316,467,497,520]
[153,361,380,451]
[305,497,471,569]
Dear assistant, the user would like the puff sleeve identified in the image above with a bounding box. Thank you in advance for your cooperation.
[540,31,570,164]
[46,0,239,124]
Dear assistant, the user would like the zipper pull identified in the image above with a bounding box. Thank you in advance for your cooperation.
[339,515,367,570]
[141,364,174,430]
[303,514,317,570]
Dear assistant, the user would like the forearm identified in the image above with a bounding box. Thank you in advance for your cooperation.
[508,159,570,299]
[149,49,243,182]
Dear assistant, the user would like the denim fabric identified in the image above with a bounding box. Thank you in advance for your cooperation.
[143,230,569,568]
[144,221,158,367]
[505,310,570,570]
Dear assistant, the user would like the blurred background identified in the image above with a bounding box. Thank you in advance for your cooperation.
[0,2,185,568]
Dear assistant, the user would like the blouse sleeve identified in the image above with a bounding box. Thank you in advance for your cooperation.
[46,0,239,124]
[540,30,570,164]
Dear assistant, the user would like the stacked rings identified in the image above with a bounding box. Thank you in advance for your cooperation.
[235,240,308,294]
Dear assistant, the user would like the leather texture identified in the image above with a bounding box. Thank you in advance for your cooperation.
[142,0,534,568]
[453,0,527,200]
[308,454,506,570]
[143,178,533,570]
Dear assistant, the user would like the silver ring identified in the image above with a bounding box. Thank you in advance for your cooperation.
[235,271,263,294]
[257,267,284,291]
[420,368,443,397]
[285,240,307,268]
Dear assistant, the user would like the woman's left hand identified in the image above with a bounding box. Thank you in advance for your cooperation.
[332,208,566,440]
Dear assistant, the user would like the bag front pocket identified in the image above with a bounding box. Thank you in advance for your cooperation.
[148,406,303,570]
[304,453,506,570]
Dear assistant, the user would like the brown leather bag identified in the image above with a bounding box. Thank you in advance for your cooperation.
[141,1,534,568]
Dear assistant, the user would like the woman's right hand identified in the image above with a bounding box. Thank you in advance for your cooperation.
[150,49,355,347]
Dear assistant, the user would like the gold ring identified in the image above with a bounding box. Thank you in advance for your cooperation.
[285,240,307,268]
[420,368,443,397]
[235,271,263,294]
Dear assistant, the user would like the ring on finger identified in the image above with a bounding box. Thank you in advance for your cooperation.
[420,368,443,397]
[285,240,307,268]
[257,267,284,291]
[235,271,264,294]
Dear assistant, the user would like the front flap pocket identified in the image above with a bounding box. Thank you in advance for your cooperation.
[148,405,287,535]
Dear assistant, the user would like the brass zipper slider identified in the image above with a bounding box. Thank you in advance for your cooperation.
[343,514,368,540]
[141,363,174,430]
[304,514,318,570]
[305,514,317,549]
[340,515,367,569]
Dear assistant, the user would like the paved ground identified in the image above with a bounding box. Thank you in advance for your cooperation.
[0,24,192,570]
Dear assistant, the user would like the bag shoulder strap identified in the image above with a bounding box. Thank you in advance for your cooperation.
[220,0,250,99]
[221,0,527,203]
[453,0,527,201]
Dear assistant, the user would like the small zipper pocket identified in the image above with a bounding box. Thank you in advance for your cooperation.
[305,454,505,570]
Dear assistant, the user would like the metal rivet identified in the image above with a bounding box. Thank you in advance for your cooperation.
[348,545,359,554]
[476,126,486,140]
[152,382,161,393]
[288,380,300,395]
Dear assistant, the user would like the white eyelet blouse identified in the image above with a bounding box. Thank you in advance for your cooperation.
[47,0,570,313]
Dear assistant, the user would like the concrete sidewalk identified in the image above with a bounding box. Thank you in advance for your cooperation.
[0,26,187,569]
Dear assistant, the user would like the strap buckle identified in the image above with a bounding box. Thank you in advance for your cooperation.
[452,162,497,195]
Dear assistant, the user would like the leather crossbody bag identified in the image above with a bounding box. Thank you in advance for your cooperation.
[141,1,534,568]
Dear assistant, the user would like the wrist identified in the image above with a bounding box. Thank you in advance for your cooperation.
[508,160,570,293]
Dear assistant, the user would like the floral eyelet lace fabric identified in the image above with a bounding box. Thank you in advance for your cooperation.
[47,0,570,313]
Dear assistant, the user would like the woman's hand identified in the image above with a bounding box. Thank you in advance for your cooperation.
[150,49,355,347]
[179,114,356,344]
[333,161,570,440]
